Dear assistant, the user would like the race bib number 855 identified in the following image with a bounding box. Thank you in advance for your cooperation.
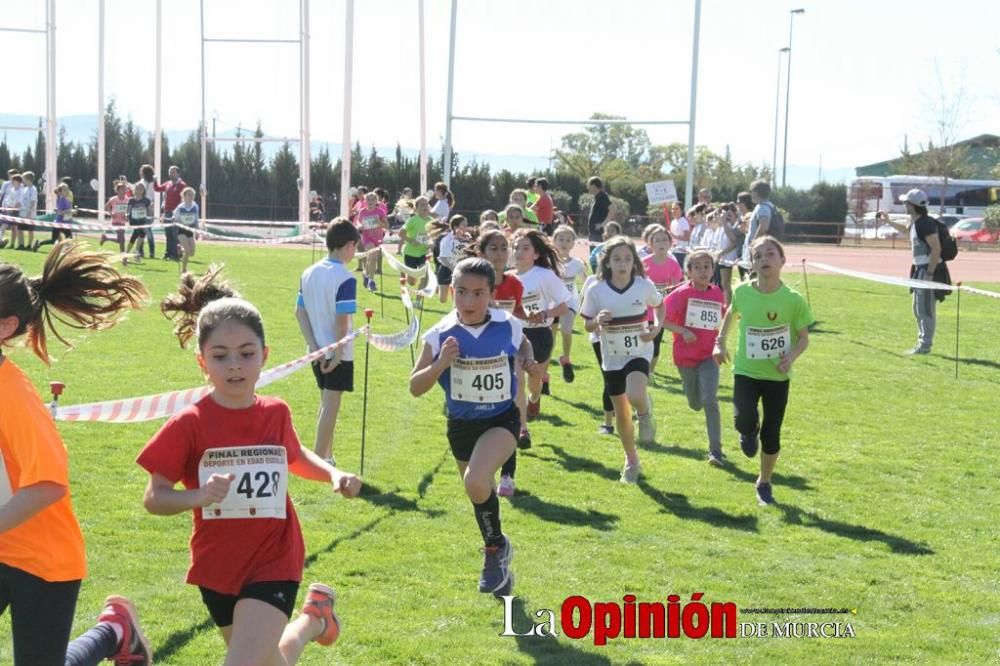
[199,446,288,520]
[745,324,790,360]
[685,298,722,331]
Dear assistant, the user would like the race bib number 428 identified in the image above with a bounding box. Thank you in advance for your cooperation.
[745,324,790,360]
[450,354,511,403]
[198,446,288,520]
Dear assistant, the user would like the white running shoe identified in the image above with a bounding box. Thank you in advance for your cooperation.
[637,412,656,445]
[498,474,515,498]
[620,462,642,484]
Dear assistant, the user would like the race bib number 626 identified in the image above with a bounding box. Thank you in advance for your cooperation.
[745,324,790,360]
[198,446,288,520]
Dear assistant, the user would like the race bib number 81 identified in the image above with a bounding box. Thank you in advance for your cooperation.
[603,323,648,358]
[451,355,511,403]
[199,446,288,520]
[685,298,722,331]
[745,324,790,360]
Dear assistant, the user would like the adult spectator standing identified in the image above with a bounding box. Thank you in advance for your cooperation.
[740,180,776,266]
[668,201,690,265]
[152,165,187,261]
[884,189,947,355]
[586,176,612,243]
[531,177,555,235]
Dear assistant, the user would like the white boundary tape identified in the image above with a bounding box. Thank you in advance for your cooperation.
[805,261,1000,300]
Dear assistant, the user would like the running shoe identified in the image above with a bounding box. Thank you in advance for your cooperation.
[541,375,550,395]
[598,424,615,436]
[526,397,540,421]
[620,462,642,484]
[637,412,656,445]
[301,583,341,646]
[708,451,726,467]
[517,428,532,449]
[31,240,40,252]
[755,482,775,506]
[97,595,152,666]
[367,278,377,293]
[739,430,759,458]
[0,239,7,249]
[559,356,575,383]
[905,346,930,355]
[498,474,515,498]
[99,234,107,246]
[479,535,514,595]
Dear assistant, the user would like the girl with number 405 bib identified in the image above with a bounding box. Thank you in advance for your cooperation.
[713,237,814,507]
[137,266,361,666]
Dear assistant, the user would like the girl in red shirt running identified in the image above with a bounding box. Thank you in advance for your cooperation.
[138,267,362,666]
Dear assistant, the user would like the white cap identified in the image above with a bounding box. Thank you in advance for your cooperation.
[898,188,929,207]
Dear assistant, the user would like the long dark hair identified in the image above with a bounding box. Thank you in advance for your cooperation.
[513,229,561,277]
[161,265,265,350]
[0,242,147,363]
[597,237,646,282]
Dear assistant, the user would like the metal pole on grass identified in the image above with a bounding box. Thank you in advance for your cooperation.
[49,381,64,418]
[360,308,374,475]
[801,258,811,308]
[400,276,414,365]
[955,282,961,379]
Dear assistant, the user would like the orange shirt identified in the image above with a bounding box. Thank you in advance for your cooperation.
[0,358,87,582]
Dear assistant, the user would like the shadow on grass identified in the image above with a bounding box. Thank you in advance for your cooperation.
[417,449,451,499]
[531,444,620,483]
[776,503,934,555]
[940,355,1000,371]
[808,322,841,335]
[547,394,604,420]
[510,488,619,531]
[647,443,814,491]
[636,480,759,532]
[846,339,907,359]
[154,617,216,663]
[534,412,572,427]
[504,596,612,665]
[358,482,445,518]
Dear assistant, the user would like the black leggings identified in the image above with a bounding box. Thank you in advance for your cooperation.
[0,563,81,665]
[732,374,789,455]
[592,341,613,413]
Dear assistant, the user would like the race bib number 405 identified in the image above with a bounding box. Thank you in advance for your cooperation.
[451,355,511,403]
[685,298,722,331]
[603,322,648,358]
[745,324,790,360]
[198,446,288,520]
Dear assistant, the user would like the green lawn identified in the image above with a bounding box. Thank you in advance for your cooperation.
[2,243,997,664]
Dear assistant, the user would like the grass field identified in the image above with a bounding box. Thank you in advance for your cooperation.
[1,242,998,664]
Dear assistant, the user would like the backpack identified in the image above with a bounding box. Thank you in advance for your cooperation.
[934,218,958,261]
[763,202,785,241]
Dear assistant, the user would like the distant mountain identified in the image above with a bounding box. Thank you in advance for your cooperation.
[0,112,849,188]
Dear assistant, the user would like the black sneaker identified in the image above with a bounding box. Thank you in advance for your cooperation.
[740,430,759,458]
[518,429,532,450]
[560,356,575,383]
[755,482,775,506]
[541,377,550,396]
[598,424,614,436]
[478,535,513,595]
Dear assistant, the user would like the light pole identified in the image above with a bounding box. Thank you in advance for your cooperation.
[772,47,789,179]
[781,8,805,188]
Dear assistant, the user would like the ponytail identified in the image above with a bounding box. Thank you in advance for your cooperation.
[0,241,147,363]
[513,229,561,277]
[161,265,264,350]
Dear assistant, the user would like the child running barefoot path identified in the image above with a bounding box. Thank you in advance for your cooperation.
[713,237,813,505]
[581,237,665,484]
[663,250,727,466]
[140,267,362,665]
[0,242,153,665]
[410,258,542,596]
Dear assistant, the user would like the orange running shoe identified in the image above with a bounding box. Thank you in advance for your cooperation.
[301,583,341,646]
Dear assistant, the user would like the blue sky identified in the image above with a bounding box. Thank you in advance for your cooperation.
[4,0,999,183]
